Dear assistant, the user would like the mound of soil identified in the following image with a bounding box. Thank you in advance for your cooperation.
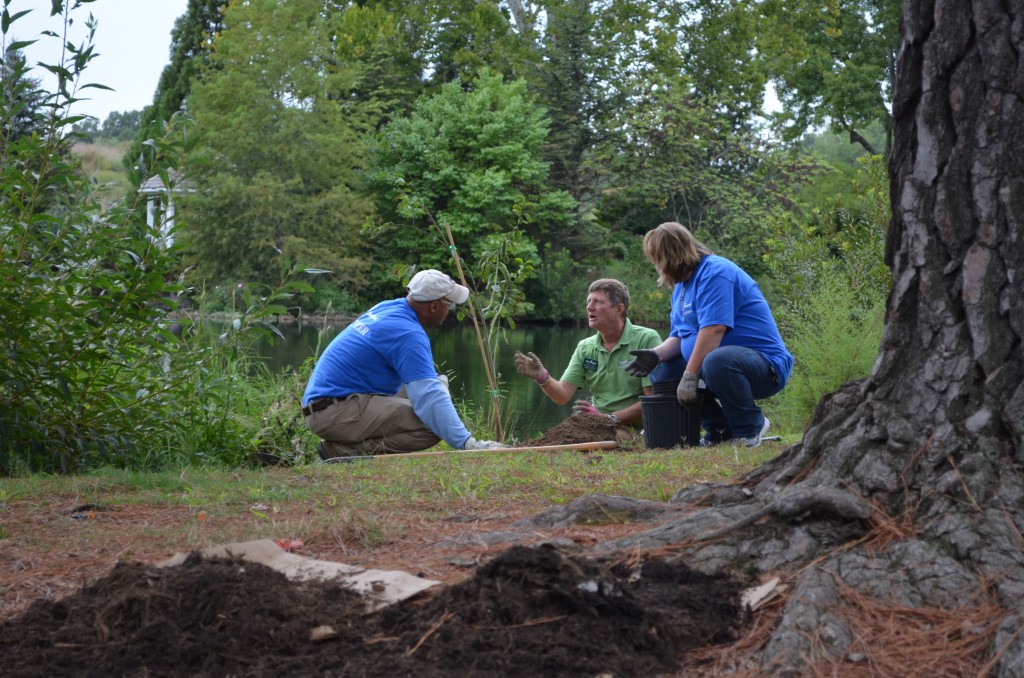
[1,544,747,677]
[528,415,618,446]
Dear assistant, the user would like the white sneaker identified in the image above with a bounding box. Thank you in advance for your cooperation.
[741,417,770,448]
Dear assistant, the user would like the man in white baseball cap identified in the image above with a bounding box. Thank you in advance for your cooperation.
[406,269,470,305]
[302,269,503,460]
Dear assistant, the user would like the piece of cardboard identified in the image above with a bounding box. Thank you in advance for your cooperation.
[740,576,785,612]
[158,539,440,612]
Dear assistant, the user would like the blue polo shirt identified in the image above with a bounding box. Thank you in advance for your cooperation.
[303,298,471,447]
[304,298,437,400]
[669,255,794,388]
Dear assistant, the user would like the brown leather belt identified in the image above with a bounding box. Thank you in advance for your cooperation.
[301,397,341,417]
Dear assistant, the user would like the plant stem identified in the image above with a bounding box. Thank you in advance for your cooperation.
[442,220,504,441]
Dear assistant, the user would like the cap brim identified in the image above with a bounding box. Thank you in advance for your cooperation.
[450,283,470,305]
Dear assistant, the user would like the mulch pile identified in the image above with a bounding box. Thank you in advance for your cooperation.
[527,415,618,446]
[2,543,747,677]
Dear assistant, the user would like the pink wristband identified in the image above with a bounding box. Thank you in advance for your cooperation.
[536,369,549,385]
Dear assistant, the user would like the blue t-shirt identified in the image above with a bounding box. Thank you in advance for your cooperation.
[669,255,794,388]
[304,298,438,400]
[303,298,470,447]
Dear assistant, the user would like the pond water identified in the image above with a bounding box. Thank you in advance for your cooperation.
[256,319,627,441]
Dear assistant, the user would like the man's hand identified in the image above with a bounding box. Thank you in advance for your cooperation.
[572,400,599,417]
[677,371,700,405]
[514,350,547,382]
[624,349,660,377]
[464,437,508,450]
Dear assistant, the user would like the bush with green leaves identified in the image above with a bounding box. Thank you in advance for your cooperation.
[0,5,315,474]
[370,68,577,280]
[763,155,891,431]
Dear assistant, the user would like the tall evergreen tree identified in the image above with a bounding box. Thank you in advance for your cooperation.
[124,0,226,172]
[530,0,612,251]
[0,46,47,149]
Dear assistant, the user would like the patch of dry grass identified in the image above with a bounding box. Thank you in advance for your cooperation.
[70,141,132,208]
[72,140,128,174]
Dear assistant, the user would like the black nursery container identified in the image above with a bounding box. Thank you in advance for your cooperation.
[640,393,702,448]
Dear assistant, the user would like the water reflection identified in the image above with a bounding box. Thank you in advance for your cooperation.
[256,319,602,441]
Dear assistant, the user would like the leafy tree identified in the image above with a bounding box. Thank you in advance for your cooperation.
[318,0,528,120]
[755,0,901,156]
[72,109,140,142]
[672,0,898,156]
[601,81,816,276]
[370,69,576,281]
[182,0,374,296]
[505,1,700,256]
[525,0,619,255]
[414,0,528,86]
[673,0,769,126]
[319,0,427,126]
[100,109,140,141]
[69,116,100,141]
[790,122,887,222]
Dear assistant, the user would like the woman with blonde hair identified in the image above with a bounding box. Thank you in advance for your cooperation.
[623,222,793,447]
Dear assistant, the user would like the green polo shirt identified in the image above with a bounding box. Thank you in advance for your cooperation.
[560,319,662,415]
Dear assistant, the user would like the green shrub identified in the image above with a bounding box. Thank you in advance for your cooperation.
[191,282,247,314]
[766,278,885,431]
[310,282,359,315]
[0,7,317,474]
[764,155,891,431]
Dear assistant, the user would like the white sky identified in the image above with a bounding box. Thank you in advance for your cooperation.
[7,0,189,122]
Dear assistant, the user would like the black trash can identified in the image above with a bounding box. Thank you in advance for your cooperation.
[640,394,702,448]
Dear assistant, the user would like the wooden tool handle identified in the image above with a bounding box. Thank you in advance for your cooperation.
[322,439,618,463]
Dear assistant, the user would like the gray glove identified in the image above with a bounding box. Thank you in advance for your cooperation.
[624,349,660,377]
[463,437,508,450]
[514,350,547,382]
[677,370,700,405]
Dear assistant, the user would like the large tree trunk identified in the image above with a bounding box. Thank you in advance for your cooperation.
[573,1,1024,673]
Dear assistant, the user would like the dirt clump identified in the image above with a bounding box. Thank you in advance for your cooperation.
[1,543,747,678]
[528,415,618,446]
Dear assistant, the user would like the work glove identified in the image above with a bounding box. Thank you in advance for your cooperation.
[624,349,660,377]
[572,400,600,417]
[463,437,508,450]
[514,350,548,383]
[677,370,701,405]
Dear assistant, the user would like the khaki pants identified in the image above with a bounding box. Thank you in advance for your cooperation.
[305,377,447,457]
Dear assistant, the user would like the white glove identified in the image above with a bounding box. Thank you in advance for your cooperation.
[463,437,508,450]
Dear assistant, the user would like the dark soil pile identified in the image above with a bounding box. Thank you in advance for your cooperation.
[1,544,747,678]
[528,415,618,446]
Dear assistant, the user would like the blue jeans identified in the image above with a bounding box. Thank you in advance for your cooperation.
[650,346,780,441]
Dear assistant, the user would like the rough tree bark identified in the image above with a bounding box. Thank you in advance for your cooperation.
[530,1,1024,673]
